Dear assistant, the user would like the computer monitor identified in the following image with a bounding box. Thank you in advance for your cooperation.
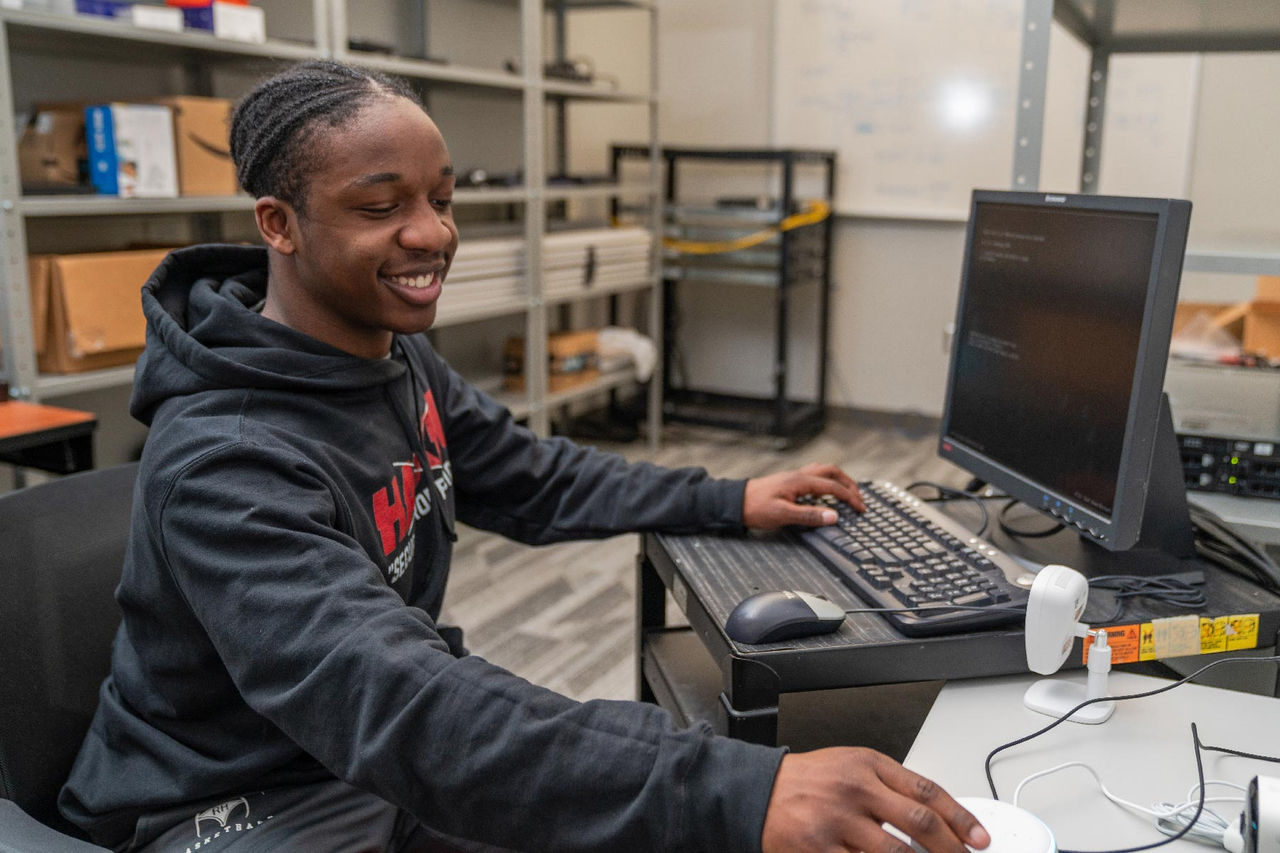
[938,190,1195,573]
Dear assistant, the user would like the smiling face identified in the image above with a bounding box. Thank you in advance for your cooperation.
[255,95,458,359]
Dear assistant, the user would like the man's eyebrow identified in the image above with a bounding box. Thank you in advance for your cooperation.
[348,172,400,189]
[347,165,454,189]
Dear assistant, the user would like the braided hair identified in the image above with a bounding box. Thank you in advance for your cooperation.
[230,59,423,212]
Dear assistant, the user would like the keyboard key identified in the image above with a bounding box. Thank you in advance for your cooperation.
[870,547,899,565]
[952,590,995,607]
[794,481,1029,637]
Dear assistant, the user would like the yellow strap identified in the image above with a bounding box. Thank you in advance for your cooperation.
[660,199,832,256]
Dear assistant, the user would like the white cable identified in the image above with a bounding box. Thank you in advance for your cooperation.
[1013,763,1245,847]
[1013,762,1157,815]
[1151,782,1246,846]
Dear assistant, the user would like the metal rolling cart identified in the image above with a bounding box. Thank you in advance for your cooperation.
[612,146,836,447]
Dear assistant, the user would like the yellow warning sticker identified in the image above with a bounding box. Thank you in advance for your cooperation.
[1225,614,1260,651]
[1200,617,1227,654]
[1081,613,1260,664]
[1139,622,1156,661]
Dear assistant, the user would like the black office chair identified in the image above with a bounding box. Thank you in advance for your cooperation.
[0,463,138,853]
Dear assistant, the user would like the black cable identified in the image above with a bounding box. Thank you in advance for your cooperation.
[1189,503,1280,594]
[843,603,1026,616]
[997,497,1065,539]
[1086,574,1208,623]
[904,480,991,537]
[1198,740,1280,764]
[984,655,1280,852]
[984,496,1280,599]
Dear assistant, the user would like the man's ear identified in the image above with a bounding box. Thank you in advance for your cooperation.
[255,197,297,255]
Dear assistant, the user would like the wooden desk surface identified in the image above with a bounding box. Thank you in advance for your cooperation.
[0,401,96,441]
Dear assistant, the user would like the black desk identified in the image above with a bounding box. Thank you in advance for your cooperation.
[637,501,1280,748]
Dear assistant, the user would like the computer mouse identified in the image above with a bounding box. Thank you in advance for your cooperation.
[724,590,845,644]
[908,797,1055,853]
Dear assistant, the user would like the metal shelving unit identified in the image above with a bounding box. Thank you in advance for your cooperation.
[1013,0,1280,539]
[0,5,326,60]
[0,2,329,403]
[0,0,662,447]
[612,146,835,447]
[1013,0,1280,276]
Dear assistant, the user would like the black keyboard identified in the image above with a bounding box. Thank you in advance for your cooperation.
[796,481,1031,637]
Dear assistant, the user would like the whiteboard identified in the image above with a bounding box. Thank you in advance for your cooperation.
[772,1,1201,219]
[773,0,1024,219]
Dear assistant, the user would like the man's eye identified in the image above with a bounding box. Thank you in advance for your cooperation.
[432,198,453,211]
[360,205,397,215]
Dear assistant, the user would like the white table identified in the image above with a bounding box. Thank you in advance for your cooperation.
[904,670,1280,850]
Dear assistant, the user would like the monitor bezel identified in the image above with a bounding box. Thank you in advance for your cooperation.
[937,190,1192,551]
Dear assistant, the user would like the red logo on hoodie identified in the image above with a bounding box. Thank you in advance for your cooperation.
[372,457,421,557]
[420,389,447,468]
[371,389,450,560]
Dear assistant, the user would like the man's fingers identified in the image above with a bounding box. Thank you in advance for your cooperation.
[742,465,865,530]
[873,762,990,851]
[793,474,865,515]
[802,462,859,492]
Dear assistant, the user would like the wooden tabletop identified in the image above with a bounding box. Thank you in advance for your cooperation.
[0,400,96,441]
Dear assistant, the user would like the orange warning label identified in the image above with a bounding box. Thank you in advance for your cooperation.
[1081,614,1260,664]
[1082,624,1141,665]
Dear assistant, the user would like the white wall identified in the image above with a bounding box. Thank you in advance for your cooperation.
[634,0,1280,416]
[650,0,967,413]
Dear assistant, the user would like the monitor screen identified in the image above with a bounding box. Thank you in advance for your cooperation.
[939,191,1192,551]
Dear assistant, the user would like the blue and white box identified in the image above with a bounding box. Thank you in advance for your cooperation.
[86,103,178,198]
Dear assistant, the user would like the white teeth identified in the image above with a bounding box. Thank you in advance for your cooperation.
[388,272,437,289]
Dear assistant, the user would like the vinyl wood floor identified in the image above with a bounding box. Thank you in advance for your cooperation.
[439,410,969,704]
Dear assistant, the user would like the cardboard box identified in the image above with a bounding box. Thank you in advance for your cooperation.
[1249,278,1280,358]
[1174,296,1280,360]
[28,249,170,373]
[1172,301,1244,340]
[503,330,600,392]
[1244,302,1280,359]
[1258,276,1280,304]
[146,96,237,196]
[503,369,602,394]
[18,107,86,190]
[86,103,178,198]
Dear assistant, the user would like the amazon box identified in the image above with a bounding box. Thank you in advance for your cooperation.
[28,249,169,373]
[146,96,237,196]
[17,107,86,190]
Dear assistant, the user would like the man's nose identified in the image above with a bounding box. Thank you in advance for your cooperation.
[400,202,453,252]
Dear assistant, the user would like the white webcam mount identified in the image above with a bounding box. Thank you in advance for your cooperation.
[1023,564,1115,725]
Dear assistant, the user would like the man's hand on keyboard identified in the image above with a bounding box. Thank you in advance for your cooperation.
[743,463,864,530]
[761,747,990,853]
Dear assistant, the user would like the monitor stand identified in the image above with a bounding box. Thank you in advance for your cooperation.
[1073,394,1198,578]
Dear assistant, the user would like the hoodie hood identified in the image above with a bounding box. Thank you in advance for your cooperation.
[132,244,406,425]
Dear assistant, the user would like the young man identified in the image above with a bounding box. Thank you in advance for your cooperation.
[59,61,988,853]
